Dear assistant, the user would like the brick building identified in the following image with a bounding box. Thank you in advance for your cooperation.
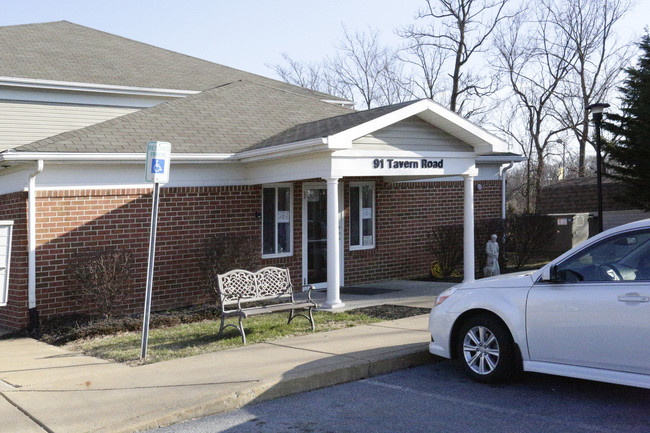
[0,22,523,330]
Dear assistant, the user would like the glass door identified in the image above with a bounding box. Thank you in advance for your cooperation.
[305,186,328,287]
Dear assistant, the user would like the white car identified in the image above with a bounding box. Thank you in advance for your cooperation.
[429,219,650,389]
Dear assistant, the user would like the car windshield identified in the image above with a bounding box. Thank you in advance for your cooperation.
[556,228,650,282]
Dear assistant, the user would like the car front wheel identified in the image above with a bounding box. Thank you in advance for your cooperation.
[456,314,516,383]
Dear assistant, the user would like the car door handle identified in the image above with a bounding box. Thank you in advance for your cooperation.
[618,293,650,303]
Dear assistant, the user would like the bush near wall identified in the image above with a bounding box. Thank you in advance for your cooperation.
[67,248,135,319]
[201,233,261,299]
[504,214,556,269]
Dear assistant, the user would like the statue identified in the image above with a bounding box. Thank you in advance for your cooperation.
[484,234,500,277]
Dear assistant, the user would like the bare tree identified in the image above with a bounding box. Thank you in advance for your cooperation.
[270,53,351,101]
[400,0,513,116]
[398,32,450,101]
[494,8,576,211]
[271,27,408,109]
[325,26,405,109]
[549,0,633,177]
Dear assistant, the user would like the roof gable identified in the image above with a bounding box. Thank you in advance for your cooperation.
[0,21,343,102]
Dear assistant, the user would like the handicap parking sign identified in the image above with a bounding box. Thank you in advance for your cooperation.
[145,142,171,183]
[152,159,165,173]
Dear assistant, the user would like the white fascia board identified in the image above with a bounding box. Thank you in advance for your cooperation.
[0,152,235,163]
[0,76,199,99]
[327,99,509,153]
[475,154,527,164]
[332,149,474,158]
[320,99,355,109]
[236,138,328,163]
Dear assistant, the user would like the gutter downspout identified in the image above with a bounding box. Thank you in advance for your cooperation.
[500,162,514,271]
[28,160,43,331]
[501,162,514,221]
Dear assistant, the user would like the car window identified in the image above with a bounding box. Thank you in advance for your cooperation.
[556,229,650,283]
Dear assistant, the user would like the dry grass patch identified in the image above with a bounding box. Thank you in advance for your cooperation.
[63,310,386,364]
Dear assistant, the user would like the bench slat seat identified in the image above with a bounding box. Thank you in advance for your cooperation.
[216,267,317,344]
[222,300,317,319]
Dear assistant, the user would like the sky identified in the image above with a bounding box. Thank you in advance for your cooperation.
[3,0,648,81]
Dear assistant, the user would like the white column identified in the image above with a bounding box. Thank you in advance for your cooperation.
[463,175,475,282]
[323,177,344,309]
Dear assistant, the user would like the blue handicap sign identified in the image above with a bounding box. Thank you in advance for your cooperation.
[151,159,165,174]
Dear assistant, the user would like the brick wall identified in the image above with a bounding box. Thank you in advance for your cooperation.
[343,178,502,284]
[31,186,269,325]
[0,192,29,329]
[0,179,502,329]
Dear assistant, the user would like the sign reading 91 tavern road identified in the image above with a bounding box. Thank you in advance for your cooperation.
[331,155,473,178]
[372,158,443,169]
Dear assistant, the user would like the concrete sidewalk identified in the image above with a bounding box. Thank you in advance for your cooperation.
[0,281,451,433]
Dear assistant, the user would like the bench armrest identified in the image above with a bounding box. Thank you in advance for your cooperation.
[301,284,316,302]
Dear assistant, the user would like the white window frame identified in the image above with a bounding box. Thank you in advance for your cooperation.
[262,184,293,258]
[349,181,376,250]
[0,221,13,307]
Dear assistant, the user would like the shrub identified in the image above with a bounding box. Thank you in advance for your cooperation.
[427,224,464,278]
[505,214,556,269]
[68,249,134,319]
[201,233,261,298]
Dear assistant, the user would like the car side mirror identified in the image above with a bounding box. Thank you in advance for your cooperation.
[541,265,558,283]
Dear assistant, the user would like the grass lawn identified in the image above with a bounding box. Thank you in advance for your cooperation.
[62,309,390,365]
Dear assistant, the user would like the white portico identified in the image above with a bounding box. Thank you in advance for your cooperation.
[238,99,519,309]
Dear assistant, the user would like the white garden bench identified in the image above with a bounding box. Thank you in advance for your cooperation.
[216,267,317,344]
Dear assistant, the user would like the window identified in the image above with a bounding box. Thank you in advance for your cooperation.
[0,221,13,307]
[262,185,293,257]
[556,229,650,282]
[350,182,375,250]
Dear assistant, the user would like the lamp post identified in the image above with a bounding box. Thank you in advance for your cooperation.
[586,102,610,234]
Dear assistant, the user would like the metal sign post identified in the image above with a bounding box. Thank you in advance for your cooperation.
[141,141,171,359]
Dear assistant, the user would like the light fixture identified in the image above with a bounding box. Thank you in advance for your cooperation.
[586,102,610,234]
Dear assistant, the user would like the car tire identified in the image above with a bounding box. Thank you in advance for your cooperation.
[456,314,516,384]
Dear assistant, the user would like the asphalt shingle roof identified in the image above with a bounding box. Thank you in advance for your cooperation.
[0,21,344,102]
[250,100,418,150]
[12,80,355,154]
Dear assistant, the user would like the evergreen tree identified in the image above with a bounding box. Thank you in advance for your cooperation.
[604,33,650,211]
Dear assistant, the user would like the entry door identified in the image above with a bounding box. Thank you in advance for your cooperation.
[302,183,344,289]
[305,185,328,288]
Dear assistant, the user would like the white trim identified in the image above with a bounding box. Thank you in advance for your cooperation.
[28,160,43,310]
[463,175,475,282]
[237,138,328,162]
[323,177,344,309]
[302,182,327,289]
[0,220,13,307]
[301,182,345,289]
[0,152,236,163]
[261,183,294,259]
[328,100,508,153]
[476,154,527,164]
[0,76,199,98]
[319,99,355,109]
[334,150,473,158]
[349,181,376,251]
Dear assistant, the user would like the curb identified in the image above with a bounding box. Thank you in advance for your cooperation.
[105,347,432,433]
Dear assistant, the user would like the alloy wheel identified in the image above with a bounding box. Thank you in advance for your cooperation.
[462,325,500,375]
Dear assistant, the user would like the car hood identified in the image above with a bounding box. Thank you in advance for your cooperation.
[454,270,537,290]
